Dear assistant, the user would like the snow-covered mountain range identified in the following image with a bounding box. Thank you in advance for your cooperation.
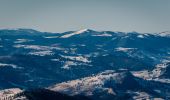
[0,29,170,100]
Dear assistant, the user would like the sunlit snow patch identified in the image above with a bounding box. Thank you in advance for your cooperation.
[92,33,112,37]
[14,44,65,51]
[137,35,144,38]
[62,61,78,70]
[0,88,23,99]
[29,50,54,56]
[43,36,59,39]
[61,29,90,38]
[115,47,136,52]
[60,55,91,63]
[14,39,34,43]
[48,70,119,96]
[0,63,22,69]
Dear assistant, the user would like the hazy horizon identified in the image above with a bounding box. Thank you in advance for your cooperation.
[0,0,170,33]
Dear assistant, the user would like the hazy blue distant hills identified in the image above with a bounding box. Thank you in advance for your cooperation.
[0,29,170,99]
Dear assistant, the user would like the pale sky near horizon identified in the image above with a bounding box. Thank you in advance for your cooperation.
[0,0,170,33]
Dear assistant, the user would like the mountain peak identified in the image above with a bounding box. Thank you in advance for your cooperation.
[74,29,95,34]
[159,31,170,37]
[61,29,96,38]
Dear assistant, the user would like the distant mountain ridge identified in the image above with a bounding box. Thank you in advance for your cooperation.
[1,28,170,36]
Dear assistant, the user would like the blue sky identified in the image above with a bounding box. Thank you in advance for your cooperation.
[0,0,170,33]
